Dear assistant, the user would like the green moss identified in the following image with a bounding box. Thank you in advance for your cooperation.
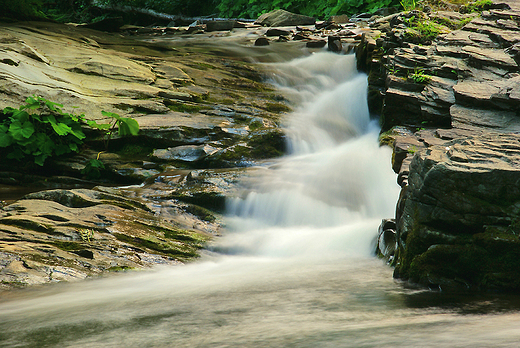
[265,102,291,113]
[191,62,218,70]
[171,192,226,212]
[167,102,202,113]
[113,231,205,260]
[183,204,216,222]
[51,241,84,251]
[108,266,134,272]
[249,120,264,131]
[248,130,286,159]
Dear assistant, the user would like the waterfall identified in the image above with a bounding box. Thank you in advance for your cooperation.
[223,52,398,259]
[0,51,405,348]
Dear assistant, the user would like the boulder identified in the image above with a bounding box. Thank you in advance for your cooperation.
[206,20,236,32]
[265,28,292,37]
[255,9,315,27]
[328,36,343,52]
[394,133,520,291]
[254,37,270,46]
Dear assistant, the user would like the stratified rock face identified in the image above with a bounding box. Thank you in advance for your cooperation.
[358,7,520,132]
[255,9,315,27]
[0,188,214,289]
[394,133,520,291]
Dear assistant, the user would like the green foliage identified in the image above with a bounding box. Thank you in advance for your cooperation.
[87,110,139,150]
[1,96,139,175]
[81,158,106,179]
[466,0,493,12]
[400,0,417,11]
[404,15,443,43]
[4,0,403,22]
[408,67,431,83]
[0,96,86,166]
[217,0,400,19]
[4,0,45,19]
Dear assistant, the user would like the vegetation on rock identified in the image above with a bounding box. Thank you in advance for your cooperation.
[0,96,87,166]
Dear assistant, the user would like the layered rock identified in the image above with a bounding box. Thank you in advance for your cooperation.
[361,3,520,291]
[0,20,293,289]
[395,134,520,291]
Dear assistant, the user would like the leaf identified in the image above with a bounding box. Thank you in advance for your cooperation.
[34,153,48,166]
[35,133,55,155]
[69,128,86,140]
[9,120,35,140]
[55,144,72,156]
[22,96,40,110]
[101,110,122,121]
[45,100,64,113]
[3,106,17,114]
[0,129,13,147]
[118,117,139,136]
[7,148,25,160]
[51,122,73,136]
[42,114,57,124]
[10,110,30,123]
[87,119,111,130]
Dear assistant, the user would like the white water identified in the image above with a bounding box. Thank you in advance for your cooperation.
[2,52,520,348]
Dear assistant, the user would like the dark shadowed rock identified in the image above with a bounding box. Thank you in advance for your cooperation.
[306,40,327,48]
[328,36,342,52]
[206,20,236,32]
[254,37,270,46]
[394,133,520,291]
[265,28,292,37]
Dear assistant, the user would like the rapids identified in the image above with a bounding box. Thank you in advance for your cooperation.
[1,50,520,348]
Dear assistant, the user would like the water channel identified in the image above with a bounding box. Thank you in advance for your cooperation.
[1,40,520,348]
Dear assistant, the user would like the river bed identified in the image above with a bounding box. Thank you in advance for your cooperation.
[1,36,520,348]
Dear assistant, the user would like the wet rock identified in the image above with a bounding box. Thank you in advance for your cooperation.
[152,145,221,162]
[306,40,327,48]
[70,56,156,84]
[254,37,270,46]
[206,20,235,32]
[265,28,292,37]
[81,17,124,32]
[0,187,213,289]
[255,9,315,27]
[376,219,397,261]
[328,36,342,52]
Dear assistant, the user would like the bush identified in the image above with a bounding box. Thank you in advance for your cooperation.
[217,0,399,19]
[0,96,87,166]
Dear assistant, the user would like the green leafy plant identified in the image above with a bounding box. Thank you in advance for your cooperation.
[78,228,95,242]
[0,96,86,166]
[404,17,443,43]
[466,0,493,12]
[81,153,106,179]
[1,96,140,173]
[400,0,417,11]
[87,110,139,150]
[408,67,431,83]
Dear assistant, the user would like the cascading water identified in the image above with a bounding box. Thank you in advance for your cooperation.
[2,51,520,348]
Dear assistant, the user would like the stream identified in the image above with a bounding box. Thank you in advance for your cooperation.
[1,48,520,348]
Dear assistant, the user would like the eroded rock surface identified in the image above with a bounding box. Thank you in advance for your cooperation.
[395,134,520,291]
[0,188,213,289]
[362,3,520,291]
[0,20,298,289]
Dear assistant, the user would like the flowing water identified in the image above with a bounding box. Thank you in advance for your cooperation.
[2,50,520,348]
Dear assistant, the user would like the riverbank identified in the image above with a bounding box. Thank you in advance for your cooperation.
[359,1,520,291]
[1,1,519,292]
